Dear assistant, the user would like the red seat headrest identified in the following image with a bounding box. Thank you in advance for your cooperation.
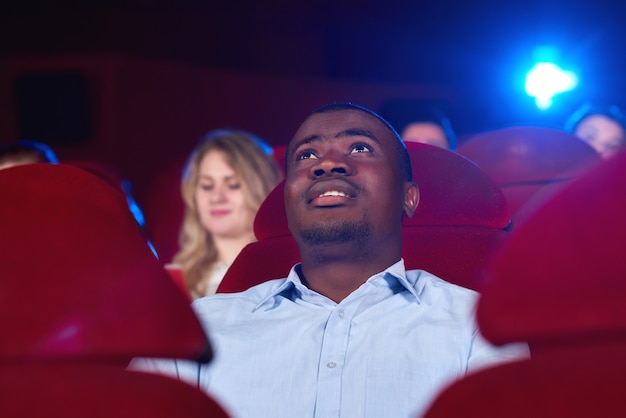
[401,142,511,290]
[0,164,210,362]
[220,142,511,293]
[404,142,510,228]
[253,180,290,240]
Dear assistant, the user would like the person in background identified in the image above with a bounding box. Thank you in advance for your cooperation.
[378,99,458,150]
[0,139,58,170]
[171,129,283,299]
[564,102,626,159]
[132,103,528,418]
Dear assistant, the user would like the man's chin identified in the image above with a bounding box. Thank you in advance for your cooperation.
[299,220,370,246]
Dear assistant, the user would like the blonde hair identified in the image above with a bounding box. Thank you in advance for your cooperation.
[172,129,283,293]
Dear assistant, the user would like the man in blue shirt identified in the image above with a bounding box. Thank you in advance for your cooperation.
[133,103,528,417]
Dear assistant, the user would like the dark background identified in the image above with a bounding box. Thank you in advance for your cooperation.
[2,0,623,128]
[0,0,623,207]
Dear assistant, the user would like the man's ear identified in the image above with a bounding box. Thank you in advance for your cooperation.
[403,182,419,218]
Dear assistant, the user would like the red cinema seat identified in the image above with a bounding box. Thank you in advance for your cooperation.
[218,142,511,293]
[0,163,209,362]
[142,157,187,264]
[401,142,510,290]
[422,342,626,418]
[216,179,300,293]
[458,126,600,220]
[0,163,228,416]
[0,363,230,418]
[422,149,626,417]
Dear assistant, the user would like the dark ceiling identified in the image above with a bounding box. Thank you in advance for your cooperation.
[1,0,623,131]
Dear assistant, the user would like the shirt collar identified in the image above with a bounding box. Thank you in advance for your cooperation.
[253,258,423,312]
[380,259,423,304]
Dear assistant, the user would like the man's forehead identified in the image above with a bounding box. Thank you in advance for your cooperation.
[291,109,388,142]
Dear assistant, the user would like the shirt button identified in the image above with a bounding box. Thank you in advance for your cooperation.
[338,310,345,318]
[327,361,336,369]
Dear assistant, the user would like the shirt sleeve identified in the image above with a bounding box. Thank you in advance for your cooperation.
[467,329,530,373]
[128,356,204,388]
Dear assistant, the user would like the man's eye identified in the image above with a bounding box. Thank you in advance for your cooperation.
[297,150,318,160]
[350,143,373,154]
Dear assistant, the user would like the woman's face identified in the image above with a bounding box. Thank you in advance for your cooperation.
[574,114,626,159]
[194,150,255,239]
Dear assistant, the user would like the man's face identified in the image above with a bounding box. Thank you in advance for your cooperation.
[284,109,411,248]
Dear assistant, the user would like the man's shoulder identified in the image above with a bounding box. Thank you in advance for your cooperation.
[407,269,480,300]
[193,278,289,312]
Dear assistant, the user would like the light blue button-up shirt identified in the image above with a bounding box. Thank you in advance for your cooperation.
[132,260,528,418]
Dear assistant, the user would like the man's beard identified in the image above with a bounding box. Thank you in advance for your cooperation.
[299,219,370,247]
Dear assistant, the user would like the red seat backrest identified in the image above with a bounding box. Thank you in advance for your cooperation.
[477,148,626,347]
[0,164,210,363]
[422,341,626,418]
[218,142,511,292]
[142,157,187,263]
[423,149,626,418]
[401,142,511,290]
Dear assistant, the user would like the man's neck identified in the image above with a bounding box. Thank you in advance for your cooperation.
[298,244,402,303]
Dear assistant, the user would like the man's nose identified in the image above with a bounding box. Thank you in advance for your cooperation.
[311,150,352,177]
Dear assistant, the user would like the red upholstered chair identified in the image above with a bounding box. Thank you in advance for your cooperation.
[458,126,601,221]
[0,164,228,416]
[422,342,626,418]
[216,179,300,293]
[400,142,511,290]
[218,142,511,293]
[142,157,187,263]
[422,149,626,417]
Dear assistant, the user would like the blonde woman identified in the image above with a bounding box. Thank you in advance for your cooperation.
[172,129,283,299]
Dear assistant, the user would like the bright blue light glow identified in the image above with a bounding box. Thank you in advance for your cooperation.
[525,62,578,110]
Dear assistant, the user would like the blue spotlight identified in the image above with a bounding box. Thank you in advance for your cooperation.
[525,62,578,110]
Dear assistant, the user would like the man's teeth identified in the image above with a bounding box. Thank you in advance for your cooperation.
[319,190,348,198]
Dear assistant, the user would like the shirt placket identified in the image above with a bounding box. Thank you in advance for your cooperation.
[314,304,354,418]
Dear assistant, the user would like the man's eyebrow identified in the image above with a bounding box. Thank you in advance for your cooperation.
[287,135,321,159]
[336,129,381,145]
[289,128,381,155]
[294,135,322,148]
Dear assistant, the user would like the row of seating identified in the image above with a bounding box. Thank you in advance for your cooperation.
[218,126,600,293]
[218,141,512,293]
[0,125,606,416]
[214,126,613,416]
